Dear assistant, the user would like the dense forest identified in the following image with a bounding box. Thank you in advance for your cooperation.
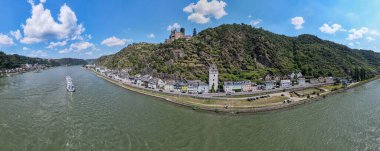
[96,24,380,83]
[0,51,87,69]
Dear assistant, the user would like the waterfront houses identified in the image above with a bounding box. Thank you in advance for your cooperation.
[187,80,200,94]
[1,63,48,76]
[280,79,292,88]
[164,80,175,91]
[223,81,241,93]
[197,82,209,94]
[223,81,253,93]
[92,66,340,97]
[148,78,165,89]
[326,77,334,84]
[242,81,253,92]
[173,81,187,92]
[264,80,275,90]
[187,80,209,94]
[298,77,306,86]
[141,75,152,87]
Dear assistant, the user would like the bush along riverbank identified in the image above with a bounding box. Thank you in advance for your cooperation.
[88,68,380,114]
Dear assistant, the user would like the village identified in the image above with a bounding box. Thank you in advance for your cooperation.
[0,64,48,77]
[86,63,350,99]
[84,27,352,100]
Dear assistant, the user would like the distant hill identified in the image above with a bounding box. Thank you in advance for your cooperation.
[0,51,87,69]
[96,24,380,82]
[53,58,88,66]
[85,59,96,64]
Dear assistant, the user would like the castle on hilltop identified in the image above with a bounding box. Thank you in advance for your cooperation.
[165,28,192,43]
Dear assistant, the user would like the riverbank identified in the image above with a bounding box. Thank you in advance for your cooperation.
[89,68,380,114]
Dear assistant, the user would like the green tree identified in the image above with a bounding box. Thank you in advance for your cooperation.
[210,83,215,93]
[193,28,197,37]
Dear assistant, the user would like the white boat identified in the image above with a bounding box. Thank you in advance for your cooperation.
[66,76,75,92]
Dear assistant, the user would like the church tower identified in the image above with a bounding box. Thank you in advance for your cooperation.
[208,64,218,92]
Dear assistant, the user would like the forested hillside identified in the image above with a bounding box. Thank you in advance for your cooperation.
[96,24,380,82]
[0,51,87,69]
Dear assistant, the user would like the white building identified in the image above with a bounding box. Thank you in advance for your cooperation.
[223,81,242,93]
[209,64,218,92]
[296,72,303,78]
[187,80,200,94]
[135,79,143,87]
[298,78,306,86]
[326,77,334,84]
[264,81,275,90]
[290,72,296,80]
[164,80,175,91]
[148,78,165,89]
[197,82,209,93]
[280,80,292,88]
[223,81,252,93]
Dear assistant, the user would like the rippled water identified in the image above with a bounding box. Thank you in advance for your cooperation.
[1,66,380,150]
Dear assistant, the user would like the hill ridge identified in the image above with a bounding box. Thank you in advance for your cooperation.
[96,23,380,82]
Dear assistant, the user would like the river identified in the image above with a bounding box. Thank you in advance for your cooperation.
[1,66,380,151]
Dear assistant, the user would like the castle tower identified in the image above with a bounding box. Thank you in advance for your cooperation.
[208,64,218,92]
[180,28,185,34]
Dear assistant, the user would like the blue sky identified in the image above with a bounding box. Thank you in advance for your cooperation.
[0,0,380,59]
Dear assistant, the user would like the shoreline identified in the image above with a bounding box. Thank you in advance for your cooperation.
[88,68,380,114]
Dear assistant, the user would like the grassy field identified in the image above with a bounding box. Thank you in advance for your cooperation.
[322,84,343,91]
[172,96,289,108]
[222,93,268,98]
[295,88,324,96]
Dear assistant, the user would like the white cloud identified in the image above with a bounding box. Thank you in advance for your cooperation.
[0,34,14,46]
[22,47,29,50]
[367,36,375,42]
[10,30,22,40]
[291,16,305,30]
[29,50,47,58]
[70,41,94,52]
[46,41,67,49]
[247,15,252,18]
[188,13,210,24]
[147,33,155,38]
[319,23,343,34]
[58,49,70,54]
[250,19,262,26]
[58,41,95,54]
[346,27,369,41]
[183,0,227,24]
[20,1,84,44]
[101,36,130,47]
[40,0,46,3]
[167,23,181,31]
[370,30,380,36]
[84,51,93,55]
[86,34,92,40]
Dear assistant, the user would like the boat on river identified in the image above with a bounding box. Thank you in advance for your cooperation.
[66,76,75,92]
